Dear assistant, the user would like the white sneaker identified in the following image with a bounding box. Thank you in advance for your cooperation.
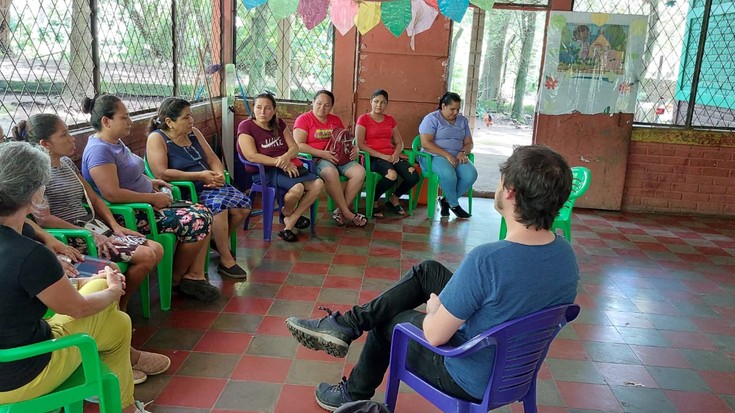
[134,400,153,413]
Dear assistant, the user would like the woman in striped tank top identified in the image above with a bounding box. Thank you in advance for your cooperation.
[13,114,162,313]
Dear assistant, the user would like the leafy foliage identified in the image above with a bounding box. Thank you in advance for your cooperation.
[235,3,333,101]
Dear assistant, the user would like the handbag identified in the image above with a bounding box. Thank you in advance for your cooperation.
[65,162,114,237]
[323,127,354,166]
[297,165,310,177]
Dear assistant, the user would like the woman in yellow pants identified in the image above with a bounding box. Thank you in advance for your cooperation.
[0,142,149,412]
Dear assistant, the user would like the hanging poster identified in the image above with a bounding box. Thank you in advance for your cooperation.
[539,12,648,115]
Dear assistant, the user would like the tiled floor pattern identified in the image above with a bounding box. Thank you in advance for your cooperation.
[88,198,735,413]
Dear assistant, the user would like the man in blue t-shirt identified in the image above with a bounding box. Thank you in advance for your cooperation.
[286,145,580,411]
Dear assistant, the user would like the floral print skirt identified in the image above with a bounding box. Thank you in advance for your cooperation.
[117,202,213,243]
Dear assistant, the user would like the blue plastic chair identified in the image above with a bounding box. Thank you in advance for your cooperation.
[235,146,317,241]
[384,303,581,413]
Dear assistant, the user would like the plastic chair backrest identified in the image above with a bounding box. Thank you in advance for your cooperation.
[481,304,580,408]
[411,135,422,152]
[568,167,591,201]
[0,333,121,412]
[235,142,270,188]
[143,156,154,178]
[386,303,580,413]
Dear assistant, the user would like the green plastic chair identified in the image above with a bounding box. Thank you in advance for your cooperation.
[47,217,147,318]
[0,334,122,413]
[143,157,237,257]
[410,135,474,219]
[498,166,592,242]
[298,152,356,216]
[87,193,179,313]
[106,202,177,312]
[360,150,416,218]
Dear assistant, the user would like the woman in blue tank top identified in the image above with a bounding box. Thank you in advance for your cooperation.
[146,98,251,279]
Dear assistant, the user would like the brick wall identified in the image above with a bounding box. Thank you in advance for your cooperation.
[622,141,735,216]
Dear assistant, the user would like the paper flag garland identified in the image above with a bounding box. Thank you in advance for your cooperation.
[438,0,468,22]
[270,0,299,20]
[406,0,438,38]
[330,0,359,35]
[355,1,381,35]
[382,0,412,37]
[298,0,330,29]
[423,0,439,10]
[242,0,267,10]
[469,0,495,11]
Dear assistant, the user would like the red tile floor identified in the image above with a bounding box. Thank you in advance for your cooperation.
[90,197,735,413]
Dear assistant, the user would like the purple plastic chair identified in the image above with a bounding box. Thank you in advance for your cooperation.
[236,146,316,241]
[384,303,580,413]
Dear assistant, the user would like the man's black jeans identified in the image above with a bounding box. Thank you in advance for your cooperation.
[341,260,479,402]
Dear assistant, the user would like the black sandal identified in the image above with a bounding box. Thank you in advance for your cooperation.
[347,213,368,228]
[385,201,405,216]
[372,206,384,219]
[294,216,311,230]
[277,229,298,242]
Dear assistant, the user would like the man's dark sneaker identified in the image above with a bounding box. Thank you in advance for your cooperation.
[439,197,450,217]
[285,307,361,358]
[315,377,354,411]
[450,205,471,219]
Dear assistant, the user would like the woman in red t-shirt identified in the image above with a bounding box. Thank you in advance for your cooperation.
[237,93,324,242]
[356,89,420,218]
[293,90,367,227]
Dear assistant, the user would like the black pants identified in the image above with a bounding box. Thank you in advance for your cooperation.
[370,158,420,204]
[341,260,479,402]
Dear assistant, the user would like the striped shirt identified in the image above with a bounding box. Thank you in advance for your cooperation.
[45,157,92,223]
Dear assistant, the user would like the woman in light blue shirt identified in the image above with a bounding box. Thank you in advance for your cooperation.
[418,92,477,218]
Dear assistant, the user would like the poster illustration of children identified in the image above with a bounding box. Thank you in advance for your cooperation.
[559,23,628,75]
[573,25,591,61]
[539,12,647,115]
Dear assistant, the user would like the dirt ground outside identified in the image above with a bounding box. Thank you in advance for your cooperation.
[471,123,534,197]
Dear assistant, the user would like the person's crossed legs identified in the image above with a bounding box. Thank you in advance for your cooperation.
[285,260,475,411]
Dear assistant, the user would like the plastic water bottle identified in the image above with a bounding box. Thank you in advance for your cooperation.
[160,187,173,199]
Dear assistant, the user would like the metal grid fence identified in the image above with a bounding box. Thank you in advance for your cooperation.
[235,3,334,102]
[0,0,220,134]
[574,0,735,129]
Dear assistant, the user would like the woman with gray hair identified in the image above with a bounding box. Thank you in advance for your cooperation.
[0,142,151,412]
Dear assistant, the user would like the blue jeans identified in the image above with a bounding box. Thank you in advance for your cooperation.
[419,156,478,207]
